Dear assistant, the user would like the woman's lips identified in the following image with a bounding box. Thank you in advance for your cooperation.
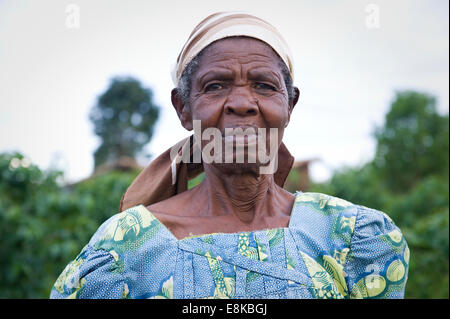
[221,125,261,146]
[223,134,258,145]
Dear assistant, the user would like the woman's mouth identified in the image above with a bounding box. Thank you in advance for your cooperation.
[223,133,258,145]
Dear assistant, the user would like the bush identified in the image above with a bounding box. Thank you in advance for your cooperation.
[0,152,139,298]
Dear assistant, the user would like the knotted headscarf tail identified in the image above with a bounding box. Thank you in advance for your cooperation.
[119,135,294,211]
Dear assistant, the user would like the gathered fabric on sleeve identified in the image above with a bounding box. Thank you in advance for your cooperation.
[343,205,410,299]
[50,244,126,299]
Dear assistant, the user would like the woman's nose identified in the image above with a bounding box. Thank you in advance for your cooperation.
[224,87,259,116]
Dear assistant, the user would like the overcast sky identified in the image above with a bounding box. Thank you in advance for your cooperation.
[0,0,448,183]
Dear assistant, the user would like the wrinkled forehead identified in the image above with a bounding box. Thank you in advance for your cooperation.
[195,36,283,67]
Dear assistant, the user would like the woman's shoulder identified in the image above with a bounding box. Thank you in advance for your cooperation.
[291,191,406,246]
[293,191,396,222]
[50,205,178,299]
[293,191,356,210]
[88,204,176,250]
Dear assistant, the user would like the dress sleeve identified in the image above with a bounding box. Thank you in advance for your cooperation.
[343,205,410,299]
[50,244,126,299]
[50,215,128,299]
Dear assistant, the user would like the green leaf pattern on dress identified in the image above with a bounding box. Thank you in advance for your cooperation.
[300,251,345,299]
[148,276,173,299]
[204,251,236,299]
[93,206,161,255]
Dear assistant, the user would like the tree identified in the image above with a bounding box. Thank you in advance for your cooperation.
[373,91,449,193]
[89,77,160,170]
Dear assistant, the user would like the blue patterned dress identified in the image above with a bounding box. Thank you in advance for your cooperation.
[50,191,409,299]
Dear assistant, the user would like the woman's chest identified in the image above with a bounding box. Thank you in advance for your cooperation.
[154,213,291,241]
[130,228,347,299]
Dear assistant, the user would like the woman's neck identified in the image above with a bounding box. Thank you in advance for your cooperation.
[199,163,280,224]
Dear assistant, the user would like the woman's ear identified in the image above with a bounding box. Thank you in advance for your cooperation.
[285,86,300,127]
[292,86,300,109]
[171,88,193,131]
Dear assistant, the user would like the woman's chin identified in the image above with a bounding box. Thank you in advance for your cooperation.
[205,161,268,177]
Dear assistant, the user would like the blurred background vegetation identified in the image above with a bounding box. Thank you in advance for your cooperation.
[0,81,448,298]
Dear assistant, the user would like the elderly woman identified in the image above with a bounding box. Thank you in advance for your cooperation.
[51,12,409,299]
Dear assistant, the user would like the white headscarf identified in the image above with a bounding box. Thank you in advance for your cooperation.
[171,11,294,86]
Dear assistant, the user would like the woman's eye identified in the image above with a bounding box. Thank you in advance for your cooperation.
[205,83,224,92]
[254,83,276,91]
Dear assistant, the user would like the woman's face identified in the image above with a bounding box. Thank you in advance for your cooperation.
[178,37,298,173]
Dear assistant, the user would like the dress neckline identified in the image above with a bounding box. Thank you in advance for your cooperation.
[136,191,303,242]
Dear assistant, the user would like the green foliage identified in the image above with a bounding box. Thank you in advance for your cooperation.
[373,91,449,193]
[0,152,139,298]
[311,90,449,298]
[90,77,160,169]
[0,152,62,298]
